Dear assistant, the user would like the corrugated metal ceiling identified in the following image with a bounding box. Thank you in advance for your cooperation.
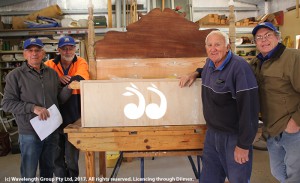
[1,0,264,7]
[0,0,29,7]
[235,0,263,5]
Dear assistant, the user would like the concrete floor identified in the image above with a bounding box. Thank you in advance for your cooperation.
[0,148,279,183]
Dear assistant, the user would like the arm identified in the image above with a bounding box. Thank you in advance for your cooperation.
[2,76,52,120]
[234,63,259,164]
[55,73,72,104]
[288,52,300,131]
[236,88,259,149]
[178,68,202,88]
[64,59,89,84]
[70,58,90,81]
[1,72,34,115]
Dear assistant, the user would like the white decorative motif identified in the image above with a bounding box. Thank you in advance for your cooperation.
[122,83,145,119]
[145,84,167,119]
[122,83,168,120]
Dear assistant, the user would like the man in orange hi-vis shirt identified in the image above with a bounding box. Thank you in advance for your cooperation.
[45,36,89,182]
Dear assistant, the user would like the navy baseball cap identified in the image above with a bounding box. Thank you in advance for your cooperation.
[252,22,279,36]
[58,36,76,48]
[24,38,44,49]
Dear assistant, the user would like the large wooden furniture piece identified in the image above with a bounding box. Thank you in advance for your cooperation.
[65,7,214,182]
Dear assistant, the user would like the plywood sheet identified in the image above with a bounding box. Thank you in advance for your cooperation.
[81,79,204,127]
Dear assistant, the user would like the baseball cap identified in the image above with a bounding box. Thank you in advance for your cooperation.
[58,36,76,48]
[252,22,279,36]
[24,38,44,49]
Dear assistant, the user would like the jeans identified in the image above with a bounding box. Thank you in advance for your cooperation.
[267,131,300,183]
[54,131,80,182]
[200,128,252,183]
[19,131,59,183]
[53,130,66,182]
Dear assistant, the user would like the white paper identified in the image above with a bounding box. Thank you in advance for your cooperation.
[30,104,62,141]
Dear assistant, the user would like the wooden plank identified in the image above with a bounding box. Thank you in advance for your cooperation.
[64,121,207,152]
[67,134,205,151]
[99,152,106,177]
[297,0,299,18]
[64,119,205,132]
[123,150,202,157]
[85,151,95,183]
[80,79,204,127]
[107,0,112,28]
[68,130,199,138]
[96,57,206,80]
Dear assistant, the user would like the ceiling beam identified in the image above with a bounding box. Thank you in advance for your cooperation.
[194,6,259,12]
[234,0,263,6]
[0,0,28,7]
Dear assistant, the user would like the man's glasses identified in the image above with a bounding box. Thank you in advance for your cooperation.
[60,46,76,52]
[255,32,276,42]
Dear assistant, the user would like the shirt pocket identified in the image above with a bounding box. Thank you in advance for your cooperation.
[261,70,289,94]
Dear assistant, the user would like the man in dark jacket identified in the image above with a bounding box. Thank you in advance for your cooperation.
[1,38,71,183]
[179,30,259,183]
[250,22,300,183]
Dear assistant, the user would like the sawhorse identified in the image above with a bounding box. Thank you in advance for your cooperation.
[110,150,202,183]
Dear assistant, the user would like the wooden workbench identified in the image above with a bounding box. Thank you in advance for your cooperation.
[64,120,207,182]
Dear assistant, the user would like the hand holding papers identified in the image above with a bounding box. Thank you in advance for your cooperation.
[30,104,62,141]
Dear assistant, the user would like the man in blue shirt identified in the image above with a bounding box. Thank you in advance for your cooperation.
[179,30,259,183]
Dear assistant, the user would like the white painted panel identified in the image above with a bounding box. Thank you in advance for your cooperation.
[81,79,204,127]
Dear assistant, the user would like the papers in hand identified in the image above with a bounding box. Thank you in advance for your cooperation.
[30,104,62,141]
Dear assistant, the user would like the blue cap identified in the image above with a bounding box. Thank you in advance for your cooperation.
[252,22,279,36]
[58,36,76,48]
[24,38,44,49]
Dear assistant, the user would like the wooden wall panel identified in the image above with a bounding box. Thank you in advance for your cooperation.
[95,57,206,80]
[94,8,215,59]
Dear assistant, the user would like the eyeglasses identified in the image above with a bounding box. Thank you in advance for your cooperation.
[255,32,276,42]
[60,46,75,52]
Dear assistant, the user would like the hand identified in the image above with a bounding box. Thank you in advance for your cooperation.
[33,106,50,121]
[234,146,249,164]
[178,72,199,88]
[60,75,71,85]
[285,118,300,133]
[68,81,80,89]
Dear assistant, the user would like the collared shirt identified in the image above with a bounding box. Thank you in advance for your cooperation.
[257,43,281,68]
[26,62,45,75]
[208,51,232,71]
